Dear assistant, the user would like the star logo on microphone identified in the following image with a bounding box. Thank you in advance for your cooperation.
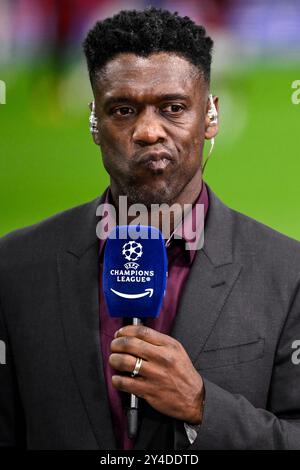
[122,241,143,262]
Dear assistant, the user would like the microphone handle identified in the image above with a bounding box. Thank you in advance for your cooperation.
[127,317,142,440]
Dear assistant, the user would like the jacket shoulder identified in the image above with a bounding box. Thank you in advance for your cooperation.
[206,185,300,282]
[231,205,300,252]
[228,205,300,282]
[0,197,101,266]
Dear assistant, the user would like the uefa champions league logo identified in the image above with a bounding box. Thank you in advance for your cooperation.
[122,241,143,262]
[122,241,143,269]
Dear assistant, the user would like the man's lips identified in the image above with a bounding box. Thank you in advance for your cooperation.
[145,158,170,171]
[137,151,173,172]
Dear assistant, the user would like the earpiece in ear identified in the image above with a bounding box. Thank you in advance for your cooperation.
[89,100,99,134]
[207,94,218,125]
[202,94,218,174]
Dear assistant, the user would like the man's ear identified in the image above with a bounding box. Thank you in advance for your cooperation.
[89,101,101,146]
[204,95,219,141]
[93,130,101,147]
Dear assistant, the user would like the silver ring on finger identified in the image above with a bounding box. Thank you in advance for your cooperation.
[131,357,143,377]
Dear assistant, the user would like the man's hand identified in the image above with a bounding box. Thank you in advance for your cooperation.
[109,325,204,424]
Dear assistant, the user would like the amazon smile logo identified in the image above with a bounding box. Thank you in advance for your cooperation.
[110,288,153,299]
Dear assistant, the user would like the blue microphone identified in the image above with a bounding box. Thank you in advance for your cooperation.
[103,225,168,440]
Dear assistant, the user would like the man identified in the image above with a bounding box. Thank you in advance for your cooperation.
[0,7,300,450]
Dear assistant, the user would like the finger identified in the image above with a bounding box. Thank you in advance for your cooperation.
[114,325,171,347]
[110,335,159,361]
[112,374,147,398]
[109,353,149,377]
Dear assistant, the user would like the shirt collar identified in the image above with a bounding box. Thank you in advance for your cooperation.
[98,182,209,263]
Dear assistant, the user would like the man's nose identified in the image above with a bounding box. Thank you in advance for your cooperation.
[132,108,167,145]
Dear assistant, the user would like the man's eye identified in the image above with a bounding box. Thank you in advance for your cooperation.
[162,104,185,114]
[113,107,134,116]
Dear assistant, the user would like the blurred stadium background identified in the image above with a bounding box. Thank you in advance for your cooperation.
[0,0,300,238]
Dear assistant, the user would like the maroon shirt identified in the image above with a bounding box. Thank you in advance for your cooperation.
[98,182,209,449]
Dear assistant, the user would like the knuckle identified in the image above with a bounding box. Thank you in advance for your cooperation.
[171,339,181,352]
[111,336,132,353]
[112,375,123,388]
[167,352,175,366]
[120,336,131,350]
[109,353,125,369]
[162,349,175,366]
[139,326,150,338]
[109,353,118,366]
[110,337,123,352]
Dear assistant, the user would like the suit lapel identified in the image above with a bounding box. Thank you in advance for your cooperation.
[57,194,117,450]
[171,250,242,364]
[171,184,243,362]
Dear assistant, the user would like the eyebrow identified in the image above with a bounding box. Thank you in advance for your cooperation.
[103,93,191,108]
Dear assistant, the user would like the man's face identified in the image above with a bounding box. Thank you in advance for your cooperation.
[93,52,211,206]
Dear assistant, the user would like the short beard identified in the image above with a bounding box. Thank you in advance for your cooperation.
[116,177,187,208]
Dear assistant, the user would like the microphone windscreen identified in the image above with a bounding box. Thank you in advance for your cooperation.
[103,225,168,319]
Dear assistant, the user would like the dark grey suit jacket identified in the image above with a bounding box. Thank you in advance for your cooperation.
[1,184,300,450]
